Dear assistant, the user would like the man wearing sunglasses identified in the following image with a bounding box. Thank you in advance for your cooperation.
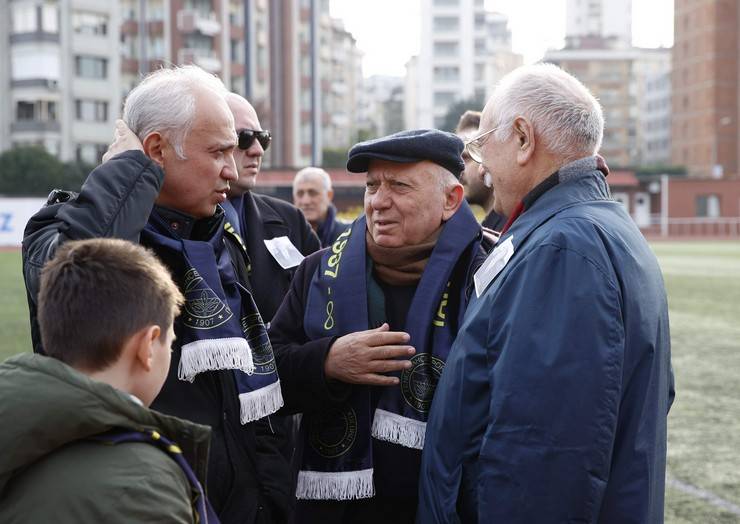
[224,92,320,324]
[419,63,673,523]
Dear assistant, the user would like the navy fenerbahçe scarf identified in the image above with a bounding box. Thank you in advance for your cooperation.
[141,209,283,424]
[297,204,480,500]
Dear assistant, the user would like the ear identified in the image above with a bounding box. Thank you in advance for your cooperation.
[513,116,536,166]
[142,132,167,168]
[442,183,464,221]
[327,188,334,201]
[133,325,161,373]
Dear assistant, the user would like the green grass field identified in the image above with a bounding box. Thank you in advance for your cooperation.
[1,242,739,521]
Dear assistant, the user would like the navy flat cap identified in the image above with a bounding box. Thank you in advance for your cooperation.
[346,129,465,178]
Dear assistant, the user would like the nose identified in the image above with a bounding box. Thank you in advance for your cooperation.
[247,140,264,159]
[370,185,392,210]
[222,151,238,181]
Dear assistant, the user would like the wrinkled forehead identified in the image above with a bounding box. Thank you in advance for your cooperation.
[294,176,326,193]
[193,92,236,138]
[366,159,440,182]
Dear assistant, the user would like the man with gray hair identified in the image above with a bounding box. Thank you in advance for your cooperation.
[292,167,350,246]
[419,63,674,523]
[22,65,291,523]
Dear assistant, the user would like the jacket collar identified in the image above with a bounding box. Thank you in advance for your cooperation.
[498,156,612,250]
[152,205,225,241]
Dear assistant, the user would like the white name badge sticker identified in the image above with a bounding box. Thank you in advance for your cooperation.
[474,235,515,298]
[263,236,305,269]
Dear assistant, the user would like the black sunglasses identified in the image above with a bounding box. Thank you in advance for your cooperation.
[238,129,271,151]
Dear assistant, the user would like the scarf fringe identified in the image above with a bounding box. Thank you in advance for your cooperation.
[238,380,284,423]
[178,337,254,382]
[371,408,426,450]
[296,469,375,500]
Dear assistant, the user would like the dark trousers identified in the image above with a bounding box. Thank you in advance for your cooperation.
[295,496,417,524]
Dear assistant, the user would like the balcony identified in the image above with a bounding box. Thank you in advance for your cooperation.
[177,48,222,73]
[11,120,61,133]
[177,10,221,36]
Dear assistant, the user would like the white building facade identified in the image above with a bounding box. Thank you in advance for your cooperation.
[1,0,121,164]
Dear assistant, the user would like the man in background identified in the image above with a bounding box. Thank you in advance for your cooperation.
[456,110,506,231]
[292,167,350,247]
[224,93,320,324]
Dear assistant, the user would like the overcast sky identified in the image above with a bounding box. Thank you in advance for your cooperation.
[329,0,674,78]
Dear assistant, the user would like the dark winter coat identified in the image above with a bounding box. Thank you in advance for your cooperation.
[22,150,291,524]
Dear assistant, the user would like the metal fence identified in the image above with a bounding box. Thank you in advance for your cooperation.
[642,215,740,238]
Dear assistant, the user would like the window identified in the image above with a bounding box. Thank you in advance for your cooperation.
[75,100,108,122]
[41,3,58,33]
[12,4,37,33]
[16,101,35,120]
[433,41,458,57]
[696,195,720,218]
[434,91,456,106]
[73,11,108,36]
[433,16,459,32]
[231,38,241,62]
[121,34,139,59]
[149,36,165,59]
[76,143,108,165]
[75,56,108,79]
[433,66,459,82]
[15,100,57,122]
[433,0,459,5]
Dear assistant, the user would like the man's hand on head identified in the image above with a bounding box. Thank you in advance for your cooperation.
[324,323,416,386]
[102,119,144,163]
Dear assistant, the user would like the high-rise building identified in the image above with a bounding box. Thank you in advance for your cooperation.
[672,0,739,178]
[409,0,521,129]
[119,0,249,96]
[565,0,632,49]
[359,75,405,138]
[1,0,121,164]
[545,46,671,168]
[0,0,362,169]
[640,58,672,166]
[262,0,362,168]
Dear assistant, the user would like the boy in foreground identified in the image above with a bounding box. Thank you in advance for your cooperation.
[0,238,217,523]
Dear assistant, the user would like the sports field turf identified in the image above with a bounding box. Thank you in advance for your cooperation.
[1,242,739,521]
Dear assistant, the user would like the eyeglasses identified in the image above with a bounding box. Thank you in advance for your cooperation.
[464,125,504,164]
[238,129,272,151]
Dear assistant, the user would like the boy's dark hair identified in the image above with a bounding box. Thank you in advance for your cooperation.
[37,238,184,371]
[456,110,481,134]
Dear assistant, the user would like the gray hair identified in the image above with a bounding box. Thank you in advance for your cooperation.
[430,163,461,192]
[486,63,604,158]
[294,167,332,192]
[122,65,228,160]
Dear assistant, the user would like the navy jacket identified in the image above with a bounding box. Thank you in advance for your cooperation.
[419,157,674,524]
[225,192,320,323]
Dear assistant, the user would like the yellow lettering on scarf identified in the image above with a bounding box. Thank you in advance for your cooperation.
[323,228,351,279]
[433,282,451,327]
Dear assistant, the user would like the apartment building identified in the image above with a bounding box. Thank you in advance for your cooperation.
[1,0,121,164]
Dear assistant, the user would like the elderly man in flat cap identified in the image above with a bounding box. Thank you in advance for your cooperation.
[268,129,487,523]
